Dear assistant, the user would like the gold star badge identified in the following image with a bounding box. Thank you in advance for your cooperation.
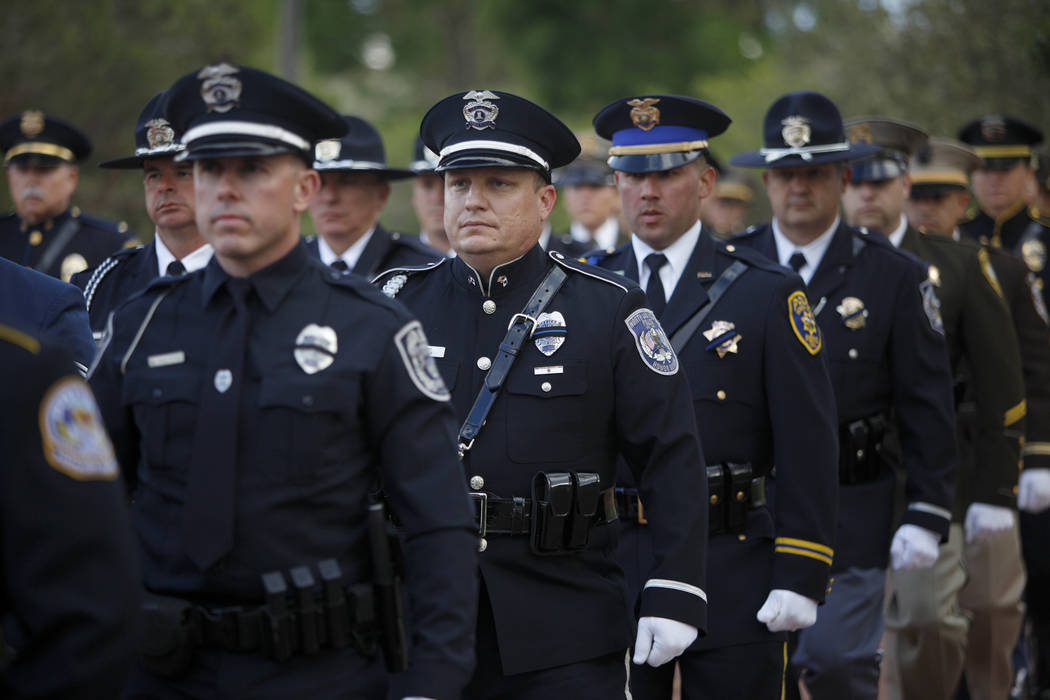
[702,320,741,358]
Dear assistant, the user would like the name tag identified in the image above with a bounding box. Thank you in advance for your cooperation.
[147,350,185,368]
[428,345,446,358]
[534,365,563,375]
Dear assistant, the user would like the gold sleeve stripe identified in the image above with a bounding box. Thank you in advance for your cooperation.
[774,544,833,566]
[978,248,1004,298]
[1023,443,1050,457]
[1004,399,1027,427]
[775,537,834,556]
[0,323,40,354]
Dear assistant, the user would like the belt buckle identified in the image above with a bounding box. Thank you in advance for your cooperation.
[636,497,647,525]
[470,492,488,538]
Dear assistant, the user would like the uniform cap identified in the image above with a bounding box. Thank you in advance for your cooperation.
[164,63,347,161]
[0,111,91,165]
[592,94,731,173]
[313,115,413,179]
[713,167,755,203]
[419,90,580,177]
[553,157,614,186]
[957,115,1042,170]
[99,91,184,169]
[844,116,928,182]
[908,137,982,198]
[730,91,881,168]
[409,135,440,173]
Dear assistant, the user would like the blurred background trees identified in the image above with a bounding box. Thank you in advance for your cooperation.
[4,0,1048,236]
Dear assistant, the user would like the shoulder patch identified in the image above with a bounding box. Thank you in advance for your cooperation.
[394,320,451,401]
[920,279,946,335]
[39,376,119,480]
[788,291,822,355]
[549,251,631,292]
[625,308,679,375]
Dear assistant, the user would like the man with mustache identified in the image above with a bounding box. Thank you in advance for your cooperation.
[0,111,136,282]
[72,91,212,341]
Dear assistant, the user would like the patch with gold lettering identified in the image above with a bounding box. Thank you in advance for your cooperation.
[788,291,822,355]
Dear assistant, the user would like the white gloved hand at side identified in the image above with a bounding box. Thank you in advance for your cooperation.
[632,616,698,667]
[964,502,1015,543]
[402,697,436,700]
[890,524,940,570]
[755,589,819,632]
[1018,469,1050,513]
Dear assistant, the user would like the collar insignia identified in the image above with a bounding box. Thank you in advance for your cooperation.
[463,90,500,131]
[627,98,661,131]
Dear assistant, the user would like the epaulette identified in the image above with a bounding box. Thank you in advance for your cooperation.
[718,239,790,275]
[548,250,632,292]
[370,259,446,298]
[82,246,145,313]
[581,245,623,266]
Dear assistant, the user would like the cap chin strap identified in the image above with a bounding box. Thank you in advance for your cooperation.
[760,141,851,163]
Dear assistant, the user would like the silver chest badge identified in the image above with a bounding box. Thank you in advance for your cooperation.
[533,311,567,356]
[214,369,233,393]
[294,324,338,375]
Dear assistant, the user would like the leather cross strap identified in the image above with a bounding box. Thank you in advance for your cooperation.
[458,265,568,457]
[33,216,81,275]
[669,260,748,353]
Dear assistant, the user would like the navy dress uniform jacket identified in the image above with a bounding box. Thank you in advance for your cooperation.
[71,241,159,339]
[0,255,94,371]
[590,229,839,650]
[0,207,134,282]
[735,222,957,571]
[960,204,1050,311]
[374,244,709,675]
[305,224,442,278]
[89,242,477,699]
[0,326,140,699]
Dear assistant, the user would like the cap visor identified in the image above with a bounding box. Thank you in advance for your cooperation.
[608,151,703,174]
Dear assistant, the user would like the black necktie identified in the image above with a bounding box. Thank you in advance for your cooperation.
[184,277,252,570]
[166,259,186,276]
[330,259,349,273]
[788,251,807,273]
[644,253,669,318]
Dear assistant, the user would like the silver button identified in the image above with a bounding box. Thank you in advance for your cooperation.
[470,475,485,490]
[541,381,552,392]
[478,538,488,552]
[482,300,496,314]
[477,356,492,370]
[301,395,314,407]
[848,348,859,359]
[726,244,736,252]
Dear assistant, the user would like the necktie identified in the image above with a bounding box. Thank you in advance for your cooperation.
[330,259,349,273]
[644,253,669,318]
[166,259,186,276]
[184,277,252,570]
[788,251,807,273]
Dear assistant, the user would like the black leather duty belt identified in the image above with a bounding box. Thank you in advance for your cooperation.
[470,488,618,537]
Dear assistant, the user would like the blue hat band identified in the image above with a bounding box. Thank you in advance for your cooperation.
[610,125,708,153]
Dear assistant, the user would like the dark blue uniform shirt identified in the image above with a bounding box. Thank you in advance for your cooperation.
[0,207,134,282]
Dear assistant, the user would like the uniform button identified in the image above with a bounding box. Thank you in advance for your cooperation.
[301,395,314,407]
[736,490,745,501]
[738,534,747,541]
[470,475,485,490]
[478,538,488,552]
[710,494,719,504]
[482,300,496,314]
[716,389,727,400]
[541,381,552,392]
[477,356,492,370]
[848,348,859,359]
[725,244,736,252]
[28,230,42,246]
[152,387,162,398]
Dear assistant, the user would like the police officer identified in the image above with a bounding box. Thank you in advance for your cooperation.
[0,255,95,372]
[0,111,136,281]
[373,89,709,698]
[586,93,839,700]
[306,115,441,276]
[72,91,213,340]
[700,161,757,239]
[410,137,454,256]
[552,140,623,254]
[730,91,958,700]
[842,118,1027,700]
[89,63,477,700]
[0,324,140,698]
[958,116,1050,310]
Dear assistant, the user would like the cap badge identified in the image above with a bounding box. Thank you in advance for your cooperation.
[781,116,811,148]
[846,123,873,144]
[198,63,242,114]
[627,98,661,131]
[145,119,176,149]
[981,116,1006,143]
[315,139,342,162]
[836,296,868,330]
[462,90,500,131]
[20,110,44,138]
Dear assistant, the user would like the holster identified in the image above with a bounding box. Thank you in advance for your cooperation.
[140,591,195,679]
[708,463,760,535]
[839,414,887,484]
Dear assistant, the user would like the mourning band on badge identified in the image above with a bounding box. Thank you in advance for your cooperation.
[533,311,566,356]
[394,320,451,401]
[294,323,338,375]
[625,308,678,376]
[702,320,741,358]
[920,280,945,335]
[39,376,119,481]
[788,291,822,356]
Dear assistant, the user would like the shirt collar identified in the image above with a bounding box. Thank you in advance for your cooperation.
[451,243,549,298]
[771,214,839,282]
[201,239,310,312]
[630,219,702,288]
[317,226,376,269]
[154,233,213,274]
[887,214,908,248]
[570,216,620,250]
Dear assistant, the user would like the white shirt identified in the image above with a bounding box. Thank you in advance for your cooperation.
[771,215,840,285]
[886,214,908,248]
[630,219,703,302]
[154,233,213,274]
[571,216,620,250]
[317,227,375,270]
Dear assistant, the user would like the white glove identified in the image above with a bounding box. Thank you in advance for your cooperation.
[402,698,436,700]
[889,524,940,570]
[964,502,1015,543]
[1018,468,1050,513]
[755,589,819,632]
[632,616,698,667]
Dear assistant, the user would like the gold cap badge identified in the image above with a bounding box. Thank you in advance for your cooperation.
[627,98,661,131]
[145,119,176,149]
[20,110,45,138]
